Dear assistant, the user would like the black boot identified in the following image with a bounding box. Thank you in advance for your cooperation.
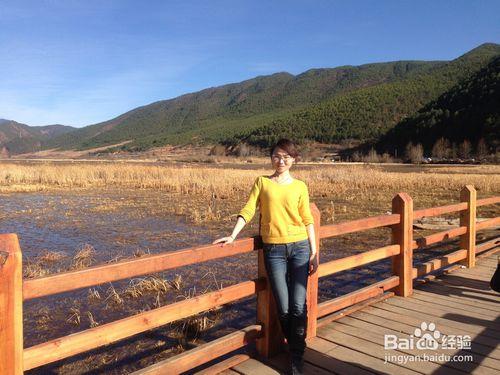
[279,314,290,343]
[289,314,307,375]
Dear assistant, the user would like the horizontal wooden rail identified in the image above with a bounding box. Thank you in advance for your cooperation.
[319,214,400,239]
[412,226,467,250]
[23,279,265,371]
[318,244,400,278]
[23,237,260,301]
[133,325,262,375]
[413,202,467,219]
[317,276,399,318]
[194,354,251,375]
[476,238,500,254]
[477,196,500,206]
[476,216,500,230]
[412,249,468,278]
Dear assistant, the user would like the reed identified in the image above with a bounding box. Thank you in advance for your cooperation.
[70,244,96,270]
[1,162,499,195]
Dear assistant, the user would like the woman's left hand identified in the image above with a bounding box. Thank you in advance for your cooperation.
[309,251,318,274]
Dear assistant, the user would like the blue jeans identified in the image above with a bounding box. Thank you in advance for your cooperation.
[263,238,311,320]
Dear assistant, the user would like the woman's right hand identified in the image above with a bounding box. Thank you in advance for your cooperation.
[212,236,234,247]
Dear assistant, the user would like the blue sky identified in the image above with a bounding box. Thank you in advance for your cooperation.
[1,1,499,127]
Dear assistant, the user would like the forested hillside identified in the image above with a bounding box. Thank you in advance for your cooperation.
[42,60,441,151]
[222,43,500,150]
[375,55,499,157]
[0,120,75,155]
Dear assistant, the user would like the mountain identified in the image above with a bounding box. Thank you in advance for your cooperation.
[223,43,500,149]
[374,54,500,156]
[0,119,75,155]
[43,60,444,152]
[9,42,500,155]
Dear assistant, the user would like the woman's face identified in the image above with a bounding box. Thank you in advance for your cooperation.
[271,147,295,173]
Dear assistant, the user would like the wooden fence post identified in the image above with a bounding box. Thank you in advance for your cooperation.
[460,185,476,268]
[306,203,321,340]
[391,193,413,297]
[256,214,281,358]
[0,234,24,375]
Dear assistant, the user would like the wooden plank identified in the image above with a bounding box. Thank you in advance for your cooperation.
[194,354,250,375]
[318,321,444,373]
[265,351,337,375]
[429,279,500,301]
[373,299,500,339]
[318,244,400,278]
[413,249,468,278]
[414,202,467,219]
[374,301,500,339]
[391,193,413,297]
[413,226,467,250]
[457,265,496,276]
[338,311,500,367]
[410,290,499,319]
[219,370,240,375]
[476,239,500,254]
[460,185,477,267]
[455,262,496,273]
[415,283,500,312]
[232,358,281,375]
[440,271,493,284]
[318,323,471,374]
[317,278,397,318]
[478,254,499,262]
[317,291,395,328]
[0,234,23,375]
[318,214,400,239]
[476,196,500,206]
[476,217,500,230]
[351,306,499,349]
[439,270,496,285]
[473,259,497,268]
[437,274,496,288]
[384,297,500,333]
[133,326,261,375]
[478,253,499,262]
[307,337,377,375]
[23,237,261,300]
[24,279,265,371]
[412,288,499,313]
[307,203,321,339]
[318,336,420,375]
[333,316,500,371]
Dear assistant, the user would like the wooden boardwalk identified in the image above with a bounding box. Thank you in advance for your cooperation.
[222,252,500,375]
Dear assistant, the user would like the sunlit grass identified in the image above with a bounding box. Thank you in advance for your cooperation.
[1,162,499,195]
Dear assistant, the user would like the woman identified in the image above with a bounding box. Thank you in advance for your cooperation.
[213,138,317,374]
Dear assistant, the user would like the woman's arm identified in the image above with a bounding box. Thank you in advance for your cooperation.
[306,223,318,274]
[213,177,261,246]
[212,216,247,246]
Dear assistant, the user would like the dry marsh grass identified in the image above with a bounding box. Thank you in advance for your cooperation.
[38,250,67,264]
[70,244,96,270]
[1,162,499,196]
[124,276,171,298]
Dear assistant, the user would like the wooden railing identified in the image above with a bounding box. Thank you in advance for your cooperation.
[1,185,499,374]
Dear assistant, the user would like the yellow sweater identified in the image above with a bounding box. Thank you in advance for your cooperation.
[238,175,314,244]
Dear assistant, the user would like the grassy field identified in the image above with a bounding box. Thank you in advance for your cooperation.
[1,161,499,221]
